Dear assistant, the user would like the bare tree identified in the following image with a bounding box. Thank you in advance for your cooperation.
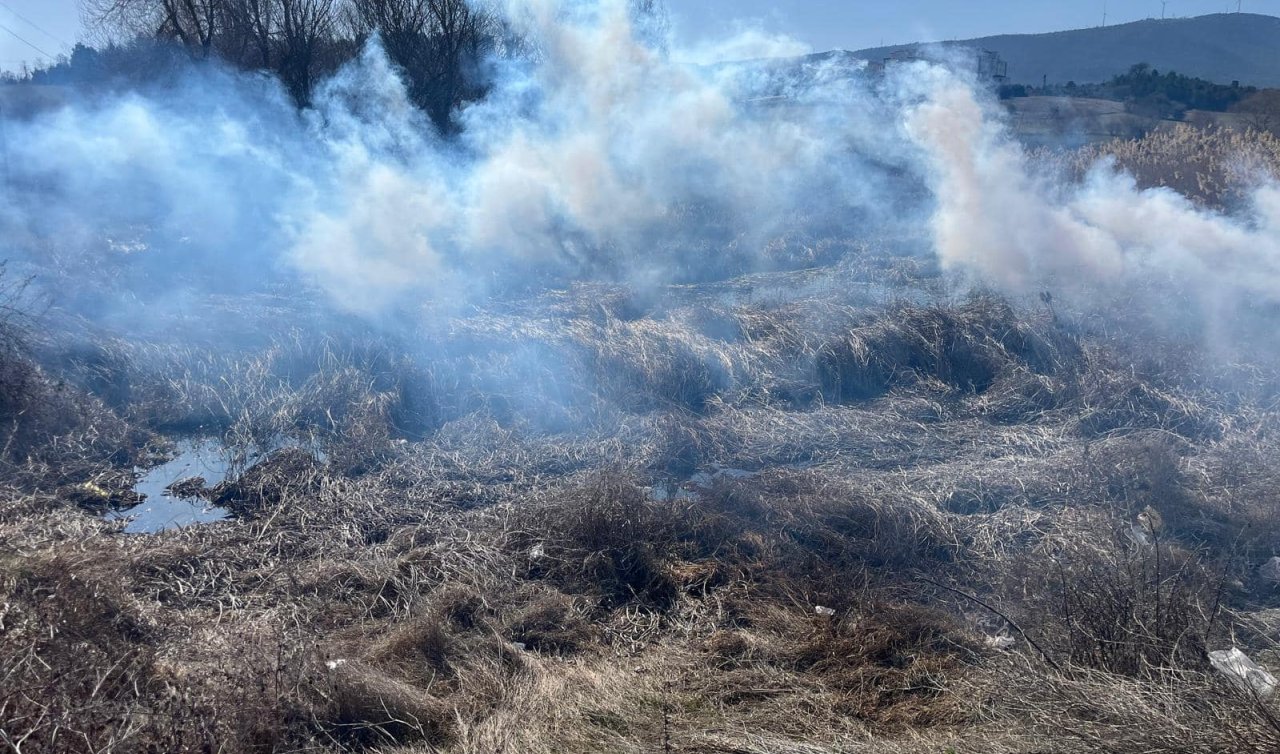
[220,0,276,68]
[344,0,431,74]
[346,0,496,129]
[83,0,222,57]
[84,0,341,104]
[82,0,502,116]
[1232,89,1280,134]
[276,0,339,103]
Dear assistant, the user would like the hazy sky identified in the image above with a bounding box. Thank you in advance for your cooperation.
[0,0,1275,70]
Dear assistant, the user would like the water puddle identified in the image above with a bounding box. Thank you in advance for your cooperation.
[107,438,234,533]
[108,435,328,534]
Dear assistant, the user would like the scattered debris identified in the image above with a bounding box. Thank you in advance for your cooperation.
[1209,648,1277,699]
[985,634,1016,651]
[1126,522,1152,547]
[1259,557,1280,583]
[814,605,836,617]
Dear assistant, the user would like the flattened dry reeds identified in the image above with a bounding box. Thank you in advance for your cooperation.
[814,296,1077,404]
[4,261,1280,753]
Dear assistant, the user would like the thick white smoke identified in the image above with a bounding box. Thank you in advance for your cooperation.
[1,0,1277,326]
[1,0,926,317]
[903,63,1280,306]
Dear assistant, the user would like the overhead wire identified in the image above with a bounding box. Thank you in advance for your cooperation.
[0,2,70,48]
[0,19,53,61]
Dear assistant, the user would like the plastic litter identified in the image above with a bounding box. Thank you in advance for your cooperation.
[814,606,836,617]
[1209,648,1277,699]
[985,634,1016,651]
[1126,522,1152,547]
[325,659,347,671]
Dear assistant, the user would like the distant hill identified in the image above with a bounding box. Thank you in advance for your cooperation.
[850,13,1280,87]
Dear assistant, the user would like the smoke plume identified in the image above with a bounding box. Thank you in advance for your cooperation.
[0,0,1276,333]
[904,62,1280,309]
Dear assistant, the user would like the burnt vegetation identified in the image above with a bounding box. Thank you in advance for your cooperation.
[4,227,1280,753]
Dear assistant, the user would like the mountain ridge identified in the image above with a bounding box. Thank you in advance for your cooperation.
[847,13,1280,87]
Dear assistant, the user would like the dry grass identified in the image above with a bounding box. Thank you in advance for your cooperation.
[2,254,1280,753]
[1035,123,1280,208]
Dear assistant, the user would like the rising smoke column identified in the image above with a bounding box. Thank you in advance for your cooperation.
[292,0,910,307]
[902,62,1280,307]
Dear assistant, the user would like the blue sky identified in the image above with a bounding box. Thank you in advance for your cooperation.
[0,0,1275,70]
[668,0,1278,51]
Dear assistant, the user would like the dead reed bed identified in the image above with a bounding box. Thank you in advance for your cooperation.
[1033,123,1280,208]
[3,261,1280,753]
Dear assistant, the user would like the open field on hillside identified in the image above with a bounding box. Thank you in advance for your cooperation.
[5,128,1280,754]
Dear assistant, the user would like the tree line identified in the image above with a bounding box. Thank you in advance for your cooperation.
[1001,63,1258,120]
[23,1,666,131]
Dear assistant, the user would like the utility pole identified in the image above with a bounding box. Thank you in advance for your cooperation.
[1162,1,1168,19]
[1103,1,1109,26]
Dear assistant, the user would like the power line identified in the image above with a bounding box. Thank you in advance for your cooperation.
[0,2,69,48]
[0,20,53,61]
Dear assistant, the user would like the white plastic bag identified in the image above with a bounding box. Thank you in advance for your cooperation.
[1209,648,1278,699]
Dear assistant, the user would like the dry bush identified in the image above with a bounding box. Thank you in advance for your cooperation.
[503,588,598,654]
[1073,353,1220,439]
[327,584,547,747]
[0,547,326,753]
[700,601,977,730]
[677,469,959,592]
[519,472,679,609]
[1191,425,1280,558]
[585,317,744,413]
[992,513,1226,678]
[0,331,143,484]
[212,446,325,519]
[0,279,140,478]
[49,333,439,466]
[326,660,454,746]
[650,412,740,479]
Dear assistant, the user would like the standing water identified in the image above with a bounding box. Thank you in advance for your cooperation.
[108,439,233,533]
